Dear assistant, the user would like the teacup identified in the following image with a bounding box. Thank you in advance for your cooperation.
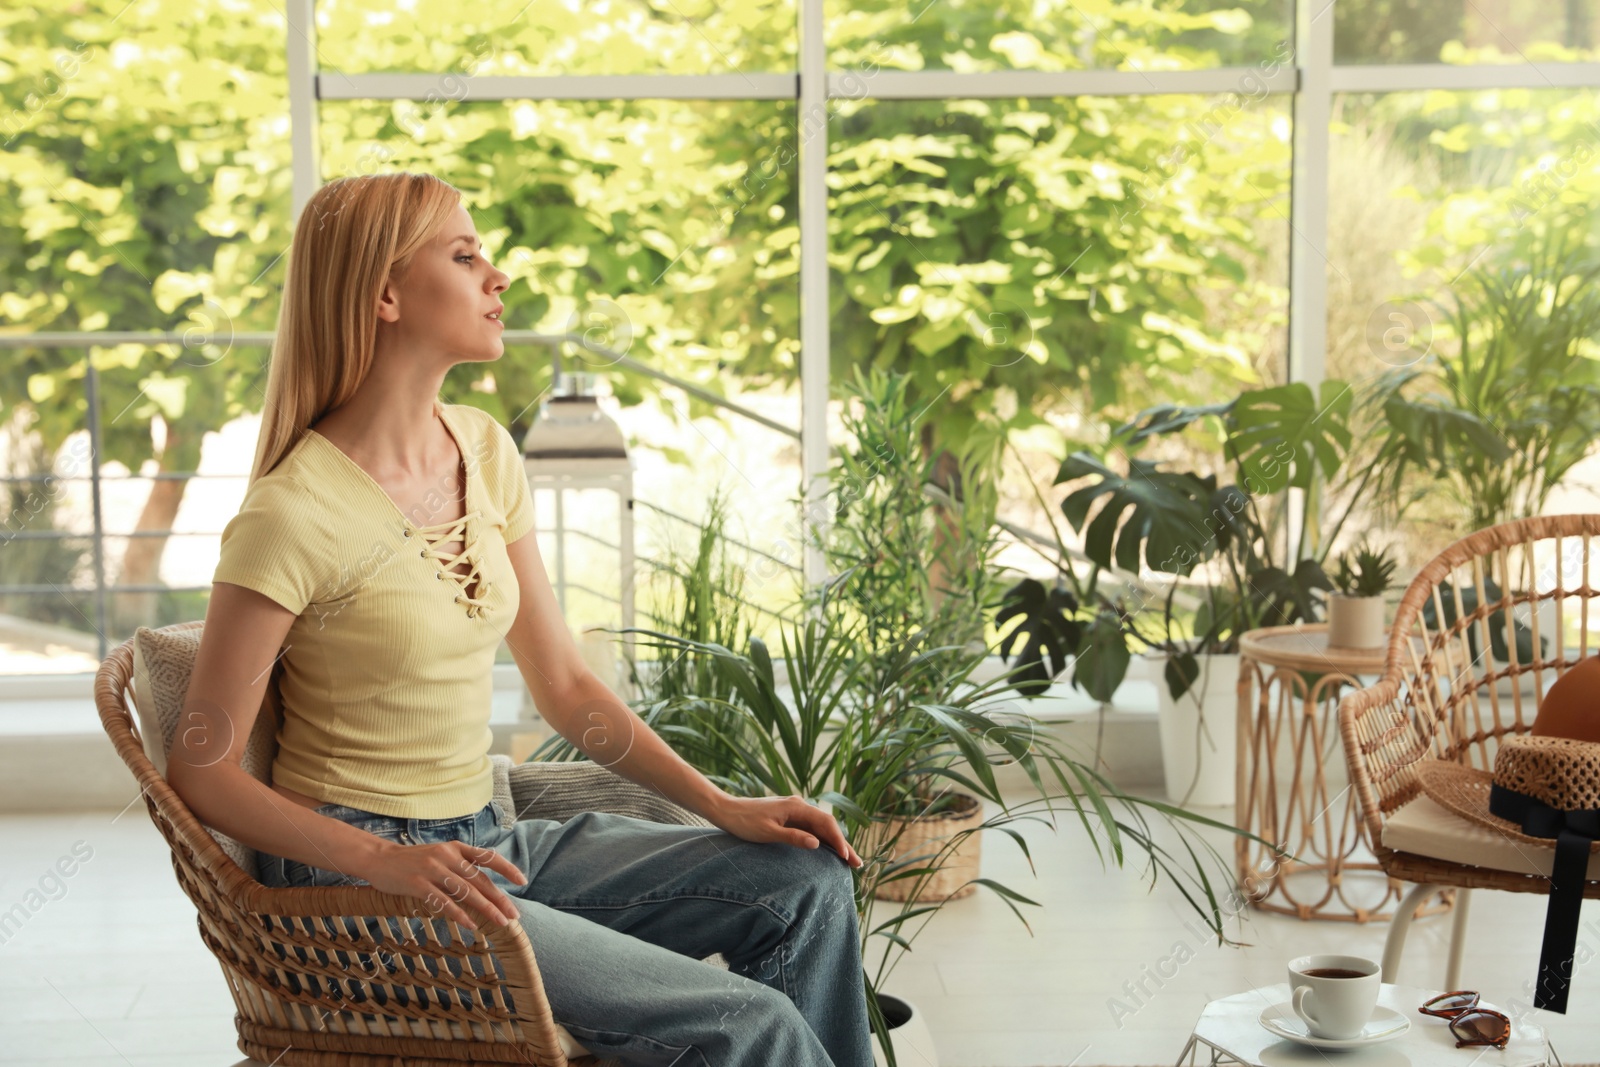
[1287,954,1380,1039]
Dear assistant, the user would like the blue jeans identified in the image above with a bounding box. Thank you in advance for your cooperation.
[257,797,875,1067]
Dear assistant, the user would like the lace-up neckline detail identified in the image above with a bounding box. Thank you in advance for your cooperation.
[307,403,496,621]
[410,511,492,618]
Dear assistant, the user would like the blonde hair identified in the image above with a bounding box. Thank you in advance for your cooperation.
[249,172,464,483]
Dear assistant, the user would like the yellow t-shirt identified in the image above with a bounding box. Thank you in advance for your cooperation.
[212,401,535,819]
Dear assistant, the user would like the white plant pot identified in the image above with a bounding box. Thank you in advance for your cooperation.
[1154,652,1240,808]
[1328,595,1386,649]
[871,993,939,1067]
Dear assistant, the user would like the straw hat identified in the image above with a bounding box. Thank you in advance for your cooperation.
[1411,654,1600,1015]
[1414,655,1600,851]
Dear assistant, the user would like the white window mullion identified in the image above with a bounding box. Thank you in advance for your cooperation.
[318,73,798,101]
[287,0,320,227]
[1289,0,1334,388]
[841,67,1297,98]
[1331,60,1600,92]
[799,0,831,594]
[1285,0,1336,563]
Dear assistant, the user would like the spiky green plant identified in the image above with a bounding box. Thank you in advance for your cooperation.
[614,581,1262,1067]
[1331,539,1399,598]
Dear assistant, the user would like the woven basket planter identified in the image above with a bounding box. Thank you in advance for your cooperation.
[865,790,984,903]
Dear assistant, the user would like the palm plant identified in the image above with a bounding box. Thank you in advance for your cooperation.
[530,365,1269,1064]
[532,486,774,791]
[799,365,1017,824]
[1362,228,1600,530]
[808,366,1007,673]
[631,487,758,708]
[611,578,1254,1066]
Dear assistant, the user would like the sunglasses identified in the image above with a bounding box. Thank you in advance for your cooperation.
[1419,991,1511,1049]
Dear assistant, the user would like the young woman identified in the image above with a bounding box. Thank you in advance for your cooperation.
[169,171,873,1067]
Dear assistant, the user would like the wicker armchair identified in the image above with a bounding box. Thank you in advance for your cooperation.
[97,620,718,1067]
[1339,514,1600,992]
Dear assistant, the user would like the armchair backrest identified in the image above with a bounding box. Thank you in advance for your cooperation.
[1340,514,1600,846]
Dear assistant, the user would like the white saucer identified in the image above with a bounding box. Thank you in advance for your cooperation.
[1258,1003,1411,1049]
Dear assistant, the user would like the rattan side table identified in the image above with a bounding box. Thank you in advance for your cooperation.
[1235,624,1450,922]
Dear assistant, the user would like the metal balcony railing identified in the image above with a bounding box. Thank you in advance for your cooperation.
[0,330,812,665]
[0,328,1165,668]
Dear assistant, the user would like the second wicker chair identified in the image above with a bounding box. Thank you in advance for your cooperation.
[1339,513,1600,993]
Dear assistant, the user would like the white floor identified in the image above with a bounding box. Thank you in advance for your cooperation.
[0,787,1595,1066]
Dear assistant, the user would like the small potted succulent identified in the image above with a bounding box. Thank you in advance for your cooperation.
[1327,539,1399,649]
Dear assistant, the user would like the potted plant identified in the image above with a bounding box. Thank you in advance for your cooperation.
[1358,229,1599,661]
[1361,228,1600,534]
[591,592,1252,1067]
[800,366,1010,904]
[1050,381,1361,805]
[531,365,1270,1064]
[1327,539,1398,649]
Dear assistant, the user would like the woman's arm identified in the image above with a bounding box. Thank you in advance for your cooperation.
[175,582,527,929]
[173,582,392,879]
[500,529,730,818]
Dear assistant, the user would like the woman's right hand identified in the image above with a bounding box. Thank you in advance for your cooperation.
[360,838,528,932]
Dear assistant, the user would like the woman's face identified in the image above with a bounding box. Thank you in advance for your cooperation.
[377,204,511,364]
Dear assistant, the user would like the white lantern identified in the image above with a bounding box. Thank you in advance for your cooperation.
[520,370,637,697]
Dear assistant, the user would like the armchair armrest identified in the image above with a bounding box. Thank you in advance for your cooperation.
[507,760,715,828]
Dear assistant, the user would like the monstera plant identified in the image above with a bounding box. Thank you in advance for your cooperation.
[1001,381,1359,704]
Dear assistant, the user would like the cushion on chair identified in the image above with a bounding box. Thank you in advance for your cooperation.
[133,625,280,878]
[1382,793,1600,879]
[505,760,716,828]
[489,753,516,828]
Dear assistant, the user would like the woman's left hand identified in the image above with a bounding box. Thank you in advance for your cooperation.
[710,794,862,868]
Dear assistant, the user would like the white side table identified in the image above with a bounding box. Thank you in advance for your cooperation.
[1174,983,1554,1066]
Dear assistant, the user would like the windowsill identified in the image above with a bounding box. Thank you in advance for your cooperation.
[0,651,1184,741]
[0,662,539,736]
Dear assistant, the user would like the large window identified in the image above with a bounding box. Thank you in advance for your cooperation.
[2,0,1595,673]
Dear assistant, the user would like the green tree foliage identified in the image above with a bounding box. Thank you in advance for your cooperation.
[2,2,293,632]
[0,0,1413,640]
[0,0,1292,640]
